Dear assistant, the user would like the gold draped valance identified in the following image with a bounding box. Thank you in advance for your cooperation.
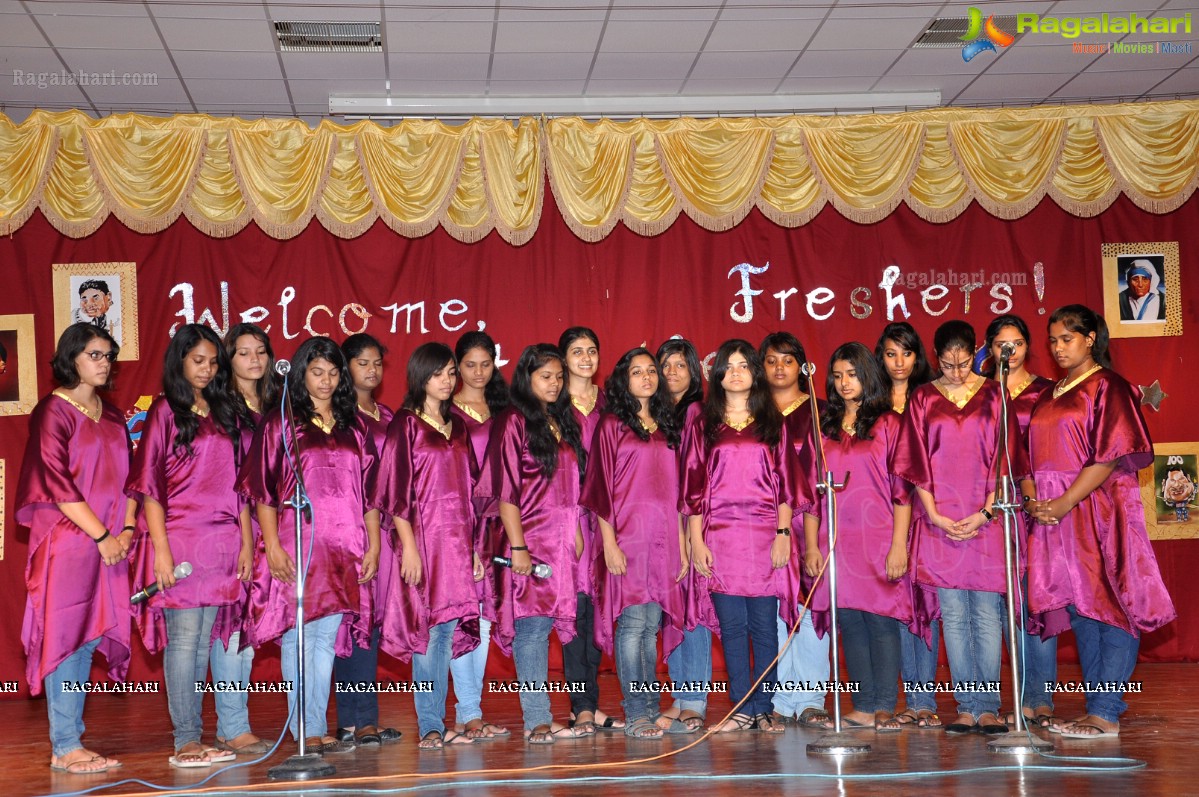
[2,100,1197,244]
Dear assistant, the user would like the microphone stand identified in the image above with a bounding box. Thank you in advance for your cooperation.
[988,351,1052,755]
[801,363,868,756]
[269,365,335,781]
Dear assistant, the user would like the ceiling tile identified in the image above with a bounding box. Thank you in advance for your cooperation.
[1051,68,1179,99]
[382,1,495,24]
[599,20,714,53]
[1148,67,1199,94]
[486,79,587,95]
[874,74,973,98]
[281,52,386,80]
[705,20,821,52]
[172,52,282,82]
[808,18,935,51]
[590,52,696,81]
[57,49,177,80]
[269,3,381,23]
[886,48,992,77]
[0,10,45,47]
[389,52,491,82]
[586,78,686,95]
[490,52,593,82]
[31,11,162,50]
[774,75,886,94]
[952,72,1073,104]
[157,17,278,52]
[1085,45,1197,71]
[789,49,907,79]
[155,3,267,22]
[683,77,794,95]
[690,50,802,81]
[82,77,194,111]
[1,46,70,78]
[187,78,290,107]
[376,79,489,96]
[493,20,604,53]
[719,0,827,23]
[290,78,394,105]
[2,76,91,109]
[385,20,495,53]
[986,43,1097,73]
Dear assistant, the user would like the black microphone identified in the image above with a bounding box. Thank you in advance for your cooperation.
[131,562,193,605]
[998,341,1016,362]
[492,556,552,579]
[275,360,291,376]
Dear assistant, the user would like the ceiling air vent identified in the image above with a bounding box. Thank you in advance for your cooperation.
[274,21,382,53]
[911,14,1022,48]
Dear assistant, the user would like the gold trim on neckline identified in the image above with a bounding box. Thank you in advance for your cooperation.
[311,415,334,434]
[639,417,659,435]
[724,414,754,432]
[932,376,985,410]
[243,397,259,415]
[548,417,563,442]
[190,403,209,418]
[780,394,809,417]
[571,389,598,416]
[416,409,451,440]
[453,399,489,424]
[1054,364,1102,399]
[53,390,101,422]
[1009,373,1038,399]
[358,404,380,422]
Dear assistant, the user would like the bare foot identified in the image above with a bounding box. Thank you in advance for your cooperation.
[874,711,902,731]
[51,749,115,774]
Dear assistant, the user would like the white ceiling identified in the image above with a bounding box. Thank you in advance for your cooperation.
[1,0,1197,125]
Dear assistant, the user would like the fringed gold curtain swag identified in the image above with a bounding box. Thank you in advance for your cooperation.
[2,100,1197,244]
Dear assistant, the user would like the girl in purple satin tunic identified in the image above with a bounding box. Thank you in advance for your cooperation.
[448,331,511,740]
[237,337,382,754]
[126,324,252,768]
[333,333,401,747]
[557,326,621,733]
[580,347,686,740]
[1026,305,1175,739]
[477,344,589,745]
[760,331,829,731]
[681,339,796,734]
[894,321,1020,737]
[874,321,941,729]
[810,343,913,731]
[982,315,1061,729]
[19,324,134,775]
[375,342,482,749]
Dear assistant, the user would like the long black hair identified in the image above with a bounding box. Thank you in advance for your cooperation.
[759,331,809,394]
[980,314,1032,378]
[51,323,119,390]
[874,321,933,398]
[820,342,891,441]
[603,347,680,448]
[1048,304,1112,368]
[403,342,456,422]
[287,337,357,430]
[655,337,704,417]
[164,324,238,455]
[224,322,279,427]
[455,330,509,415]
[703,339,781,449]
[509,344,586,481]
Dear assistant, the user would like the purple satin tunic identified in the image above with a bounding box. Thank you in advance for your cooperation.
[476,408,581,654]
[17,395,133,694]
[569,391,606,599]
[373,409,480,662]
[211,404,263,650]
[452,400,499,605]
[1027,369,1175,636]
[125,398,245,653]
[580,413,686,659]
[237,412,376,655]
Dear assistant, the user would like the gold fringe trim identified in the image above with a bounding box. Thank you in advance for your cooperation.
[542,120,637,244]
[0,125,59,237]
[802,123,927,226]
[356,124,468,240]
[1093,117,1199,215]
[946,120,1069,221]
[652,128,775,233]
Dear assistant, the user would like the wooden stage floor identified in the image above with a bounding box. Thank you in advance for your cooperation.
[9,663,1194,797]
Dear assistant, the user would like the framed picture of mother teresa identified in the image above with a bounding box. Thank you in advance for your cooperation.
[52,262,140,361]
[1101,242,1181,339]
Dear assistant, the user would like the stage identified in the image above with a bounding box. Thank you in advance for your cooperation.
[10,663,1193,797]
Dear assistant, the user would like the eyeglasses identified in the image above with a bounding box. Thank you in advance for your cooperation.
[83,350,117,362]
[938,360,972,373]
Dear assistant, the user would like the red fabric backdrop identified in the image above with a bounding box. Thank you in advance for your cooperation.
[1,189,1195,695]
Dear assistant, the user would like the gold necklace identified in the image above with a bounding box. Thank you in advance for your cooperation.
[416,409,451,440]
[53,390,101,422]
[841,417,856,435]
[724,414,754,432]
[190,403,209,418]
[311,414,334,434]
[243,396,259,414]
[358,403,380,422]
[547,417,563,442]
[1054,364,1102,399]
[639,416,659,434]
[453,398,488,423]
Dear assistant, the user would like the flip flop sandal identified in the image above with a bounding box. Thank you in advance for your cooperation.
[595,716,625,731]
[625,718,664,739]
[216,737,271,755]
[526,726,555,745]
[894,709,920,727]
[839,716,872,729]
[678,711,705,731]
[655,715,698,735]
[204,747,237,763]
[915,711,942,729]
[418,731,444,751]
[798,708,834,729]
[1060,723,1119,739]
[442,730,474,746]
[551,725,589,740]
[169,752,212,769]
[710,713,756,733]
[51,755,109,774]
[875,718,904,733]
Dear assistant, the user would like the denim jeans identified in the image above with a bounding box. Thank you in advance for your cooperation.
[281,613,342,740]
[616,602,663,722]
[1001,576,1057,711]
[1068,605,1140,723]
[667,625,712,716]
[772,609,828,718]
[710,593,778,718]
[938,588,1002,718]
[163,606,219,750]
[513,615,555,731]
[900,619,940,712]
[45,638,101,757]
[449,611,492,725]
[334,625,381,729]
[209,631,254,740]
[838,608,901,714]
[562,593,602,715]
[412,620,458,738]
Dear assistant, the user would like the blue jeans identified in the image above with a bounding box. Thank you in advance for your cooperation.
[513,615,555,731]
[1068,605,1140,723]
[938,588,1002,718]
[772,609,828,718]
[710,593,778,718]
[163,606,219,750]
[838,608,901,714]
[45,638,101,757]
[616,603,663,722]
[334,626,381,729]
[281,613,342,740]
[209,631,254,740]
[667,625,712,716]
[1001,577,1057,711]
[900,619,940,712]
[449,612,492,725]
[412,620,458,737]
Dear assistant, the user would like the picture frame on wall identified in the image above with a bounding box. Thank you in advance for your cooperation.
[1140,442,1199,541]
[1102,242,1182,339]
[0,313,37,417]
[52,262,139,361]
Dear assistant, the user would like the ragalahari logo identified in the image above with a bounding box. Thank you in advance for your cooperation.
[960,7,1015,62]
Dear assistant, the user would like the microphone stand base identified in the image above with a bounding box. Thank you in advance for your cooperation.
[987,731,1054,755]
[806,732,872,755]
[268,753,336,781]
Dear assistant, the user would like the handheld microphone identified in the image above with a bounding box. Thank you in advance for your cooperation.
[492,556,552,579]
[998,341,1016,362]
[131,562,193,605]
[275,360,291,376]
